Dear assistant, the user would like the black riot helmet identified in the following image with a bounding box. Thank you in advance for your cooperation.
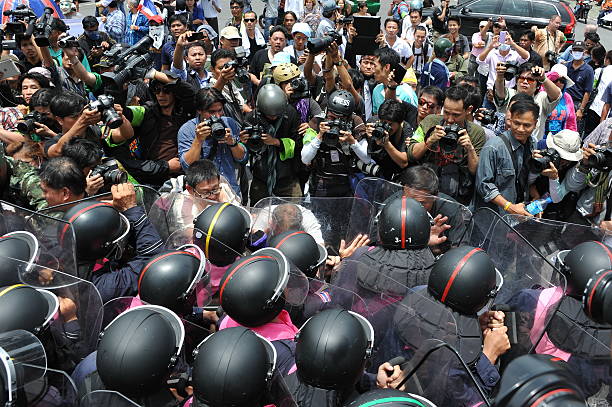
[96,305,184,396]
[60,202,130,262]
[138,244,207,314]
[582,268,612,324]
[327,89,355,117]
[0,231,39,286]
[268,230,327,278]
[193,202,251,267]
[346,388,437,407]
[0,284,58,335]
[191,327,276,407]
[557,241,612,298]
[493,354,586,407]
[378,196,430,250]
[428,246,501,315]
[295,308,374,390]
[219,248,290,327]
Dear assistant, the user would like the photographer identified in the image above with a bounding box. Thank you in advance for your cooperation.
[531,15,566,70]
[178,89,246,194]
[241,84,302,203]
[45,91,133,159]
[365,99,410,181]
[477,32,529,92]
[171,31,212,89]
[302,89,369,197]
[210,48,250,122]
[494,63,561,140]
[530,130,588,221]
[77,16,115,67]
[316,0,339,38]
[407,86,485,203]
[61,137,108,196]
[473,100,540,216]
[41,43,88,97]
[416,85,444,126]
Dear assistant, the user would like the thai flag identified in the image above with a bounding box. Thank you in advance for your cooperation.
[137,0,163,23]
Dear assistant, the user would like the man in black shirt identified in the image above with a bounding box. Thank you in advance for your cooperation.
[16,35,42,71]
[519,30,544,68]
[366,99,411,181]
[249,25,294,85]
[77,16,115,67]
[243,10,266,61]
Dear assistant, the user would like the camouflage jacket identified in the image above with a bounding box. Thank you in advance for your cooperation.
[5,156,47,210]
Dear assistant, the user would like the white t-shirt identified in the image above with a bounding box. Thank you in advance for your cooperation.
[401,21,427,45]
[412,42,432,74]
[590,65,612,116]
[386,37,413,62]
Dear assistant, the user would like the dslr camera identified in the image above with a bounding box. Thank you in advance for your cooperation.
[528,148,561,173]
[371,121,391,141]
[90,158,128,186]
[502,61,519,81]
[17,111,44,135]
[289,77,310,101]
[223,46,250,84]
[479,109,497,126]
[202,116,226,141]
[243,115,268,153]
[323,118,352,147]
[356,160,381,177]
[585,147,612,171]
[439,123,462,153]
[307,31,343,54]
[545,51,558,67]
[89,95,123,129]
[58,35,80,49]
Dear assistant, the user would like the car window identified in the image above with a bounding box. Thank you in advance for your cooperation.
[555,3,572,23]
[500,0,528,17]
[467,0,498,13]
[532,2,560,20]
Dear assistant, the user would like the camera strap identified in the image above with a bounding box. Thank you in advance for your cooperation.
[500,132,531,203]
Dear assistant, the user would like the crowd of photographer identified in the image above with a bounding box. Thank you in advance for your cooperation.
[1,0,612,405]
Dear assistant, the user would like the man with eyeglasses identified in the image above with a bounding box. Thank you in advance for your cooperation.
[178,89,246,194]
[494,63,561,140]
[226,0,244,29]
[416,86,443,126]
[241,10,266,61]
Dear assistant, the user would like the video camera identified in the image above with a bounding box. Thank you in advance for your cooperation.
[90,158,128,187]
[101,36,154,89]
[502,61,518,81]
[323,118,352,147]
[371,121,391,141]
[3,5,36,35]
[307,31,342,54]
[528,148,561,173]
[439,123,462,153]
[289,77,310,102]
[89,95,122,129]
[58,35,80,49]
[32,7,55,47]
[202,116,226,141]
[585,147,612,171]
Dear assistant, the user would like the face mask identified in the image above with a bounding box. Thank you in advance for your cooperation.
[572,51,584,60]
[499,44,510,52]
[86,30,101,41]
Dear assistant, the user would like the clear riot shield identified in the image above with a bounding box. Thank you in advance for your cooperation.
[17,263,104,357]
[394,339,490,407]
[0,330,47,404]
[98,297,211,365]
[353,177,472,251]
[0,200,78,277]
[467,208,568,368]
[80,390,141,406]
[22,366,78,407]
[250,196,375,256]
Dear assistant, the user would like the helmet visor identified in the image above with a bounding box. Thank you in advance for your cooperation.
[0,330,46,403]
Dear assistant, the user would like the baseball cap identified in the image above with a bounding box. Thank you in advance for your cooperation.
[321,0,340,13]
[479,20,487,27]
[292,22,312,38]
[572,41,586,50]
[220,26,241,40]
[546,129,583,162]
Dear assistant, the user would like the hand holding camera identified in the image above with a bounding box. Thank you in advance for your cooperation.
[457,130,474,153]
[318,121,331,140]
[195,121,211,142]
[338,129,356,145]
[426,125,446,147]
[531,150,559,180]
[261,133,280,146]
[531,66,546,82]
[528,148,561,174]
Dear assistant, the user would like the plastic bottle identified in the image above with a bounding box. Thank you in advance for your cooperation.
[526,194,553,216]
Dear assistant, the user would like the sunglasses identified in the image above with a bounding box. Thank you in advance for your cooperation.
[419,99,436,108]
[230,5,242,8]
[244,18,256,22]
[151,85,171,94]
[517,76,536,84]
